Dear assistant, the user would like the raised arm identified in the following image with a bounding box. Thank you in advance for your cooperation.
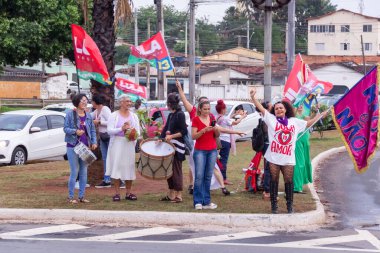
[176,80,193,113]
[306,110,328,128]
[250,89,266,115]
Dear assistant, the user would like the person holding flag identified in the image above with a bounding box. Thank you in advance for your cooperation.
[250,89,328,214]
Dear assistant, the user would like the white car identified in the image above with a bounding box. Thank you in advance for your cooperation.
[0,110,67,165]
[43,103,92,113]
[210,100,261,140]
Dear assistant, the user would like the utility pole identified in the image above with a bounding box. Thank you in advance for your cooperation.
[263,0,273,102]
[134,9,139,84]
[246,20,250,49]
[287,0,295,76]
[189,0,196,104]
[185,20,188,57]
[146,18,151,100]
[156,0,164,99]
[361,35,367,74]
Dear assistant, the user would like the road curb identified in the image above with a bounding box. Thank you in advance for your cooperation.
[0,146,346,232]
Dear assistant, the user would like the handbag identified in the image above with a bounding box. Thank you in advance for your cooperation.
[99,132,110,142]
[216,137,222,150]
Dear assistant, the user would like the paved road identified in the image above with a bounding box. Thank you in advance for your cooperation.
[316,151,380,230]
[0,223,379,253]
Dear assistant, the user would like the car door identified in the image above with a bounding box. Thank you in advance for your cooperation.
[47,114,66,156]
[27,115,52,159]
[232,103,260,139]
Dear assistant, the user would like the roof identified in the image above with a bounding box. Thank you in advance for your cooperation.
[201,47,264,65]
[308,9,380,21]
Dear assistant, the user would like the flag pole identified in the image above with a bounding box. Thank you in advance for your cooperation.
[297,106,332,141]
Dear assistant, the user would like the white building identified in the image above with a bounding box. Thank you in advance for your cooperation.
[308,9,380,56]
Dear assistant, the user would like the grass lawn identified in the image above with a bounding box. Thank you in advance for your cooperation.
[0,130,343,214]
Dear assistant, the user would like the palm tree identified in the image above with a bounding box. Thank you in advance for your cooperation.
[81,0,133,111]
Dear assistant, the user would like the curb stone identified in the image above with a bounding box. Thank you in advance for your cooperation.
[0,146,346,232]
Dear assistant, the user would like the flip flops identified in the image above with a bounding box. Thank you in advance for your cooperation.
[171,197,183,203]
[126,193,137,201]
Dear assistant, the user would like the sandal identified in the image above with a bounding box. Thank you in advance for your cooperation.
[126,193,137,201]
[67,198,78,204]
[171,197,183,203]
[160,196,174,201]
[113,194,121,202]
[78,198,90,203]
[221,188,230,196]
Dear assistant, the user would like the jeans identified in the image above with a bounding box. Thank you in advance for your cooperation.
[67,147,88,199]
[219,140,231,180]
[99,138,111,183]
[193,149,217,206]
[263,143,271,193]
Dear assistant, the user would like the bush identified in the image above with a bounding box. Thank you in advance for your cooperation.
[310,104,333,138]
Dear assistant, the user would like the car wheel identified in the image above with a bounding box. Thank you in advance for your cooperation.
[63,154,68,160]
[11,147,27,165]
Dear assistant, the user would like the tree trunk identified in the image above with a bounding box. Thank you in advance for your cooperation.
[91,0,116,111]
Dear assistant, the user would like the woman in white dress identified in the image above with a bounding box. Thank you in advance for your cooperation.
[106,95,140,201]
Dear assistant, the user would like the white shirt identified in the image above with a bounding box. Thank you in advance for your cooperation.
[263,112,307,166]
[91,106,111,134]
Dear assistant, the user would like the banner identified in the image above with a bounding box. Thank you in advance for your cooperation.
[71,24,110,85]
[332,66,379,173]
[128,32,174,72]
[283,54,306,101]
[115,77,147,102]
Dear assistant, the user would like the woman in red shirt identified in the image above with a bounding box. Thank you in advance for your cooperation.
[191,101,220,210]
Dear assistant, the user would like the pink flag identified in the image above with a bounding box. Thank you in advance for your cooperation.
[332,66,379,173]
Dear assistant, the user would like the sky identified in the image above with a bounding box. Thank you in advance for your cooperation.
[134,0,380,24]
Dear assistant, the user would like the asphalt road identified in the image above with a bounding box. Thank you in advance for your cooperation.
[317,151,380,230]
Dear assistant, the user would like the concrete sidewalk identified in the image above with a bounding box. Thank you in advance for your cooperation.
[0,147,346,232]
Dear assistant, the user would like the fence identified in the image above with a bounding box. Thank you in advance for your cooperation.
[0,98,71,109]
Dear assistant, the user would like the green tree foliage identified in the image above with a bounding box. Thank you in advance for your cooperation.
[0,0,80,66]
[115,45,130,65]
[237,0,337,53]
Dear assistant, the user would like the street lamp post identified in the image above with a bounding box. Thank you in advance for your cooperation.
[251,0,291,102]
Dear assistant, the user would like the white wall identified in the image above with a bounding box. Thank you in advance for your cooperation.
[40,74,68,99]
[312,64,363,89]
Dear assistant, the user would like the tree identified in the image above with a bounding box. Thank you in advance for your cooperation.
[89,0,132,110]
[196,18,221,56]
[0,0,80,66]
[237,0,337,53]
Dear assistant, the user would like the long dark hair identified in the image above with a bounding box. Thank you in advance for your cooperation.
[167,93,180,111]
[270,100,295,118]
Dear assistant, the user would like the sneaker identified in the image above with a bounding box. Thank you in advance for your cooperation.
[75,182,90,189]
[202,203,217,209]
[95,181,111,188]
[194,203,203,210]
[120,182,126,189]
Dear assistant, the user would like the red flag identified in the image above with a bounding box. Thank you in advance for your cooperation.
[283,54,306,101]
[128,32,174,72]
[115,77,147,99]
[71,24,110,84]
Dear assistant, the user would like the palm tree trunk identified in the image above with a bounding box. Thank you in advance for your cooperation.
[91,0,116,111]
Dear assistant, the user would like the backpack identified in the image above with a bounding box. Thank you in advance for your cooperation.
[251,118,265,152]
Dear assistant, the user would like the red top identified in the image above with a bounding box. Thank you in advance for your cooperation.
[189,106,197,120]
[192,115,217,150]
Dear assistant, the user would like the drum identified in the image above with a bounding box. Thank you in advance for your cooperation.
[74,142,97,165]
[137,138,175,180]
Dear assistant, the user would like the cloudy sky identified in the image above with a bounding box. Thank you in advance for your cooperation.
[134,0,379,24]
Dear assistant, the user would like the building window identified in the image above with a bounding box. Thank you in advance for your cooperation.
[340,43,350,51]
[310,25,335,33]
[210,80,220,85]
[364,43,372,51]
[363,25,372,32]
[315,43,325,51]
[341,25,350,32]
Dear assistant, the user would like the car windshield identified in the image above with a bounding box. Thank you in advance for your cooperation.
[0,114,32,131]
[210,104,233,116]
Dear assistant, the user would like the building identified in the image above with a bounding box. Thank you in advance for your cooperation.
[308,9,380,56]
